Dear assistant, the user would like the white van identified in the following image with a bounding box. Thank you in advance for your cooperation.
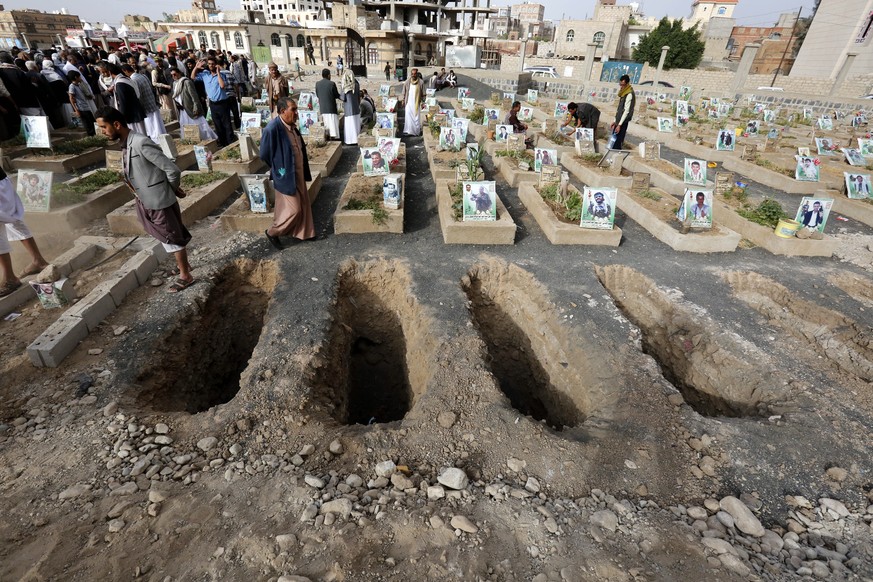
[524,66,558,79]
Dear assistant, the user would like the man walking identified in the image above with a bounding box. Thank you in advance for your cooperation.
[259,97,314,249]
[610,74,635,150]
[191,56,235,147]
[315,69,341,140]
[129,64,167,142]
[291,57,305,81]
[401,68,422,136]
[0,166,48,297]
[109,63,147,136]
[265,62,289,119]
[384,61,391,81]
[96,106,194,293]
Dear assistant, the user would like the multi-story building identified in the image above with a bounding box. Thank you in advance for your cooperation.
[687,0,737,28]
[510,2,544,25]
[240,0,325,25]
[0,6,81,50]
[555,0,630,58]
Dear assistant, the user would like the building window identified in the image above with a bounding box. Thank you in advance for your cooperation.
[235,31,244,48]
[565,29,574,42]
[367,42,379,64]
[198,31,208,47]
[717,7,727,15]
[271,33,281,46]
[211,32,220,48]
[297,34,305,47]
[225,31,231,42]
[415,42,421,54]
[593,31,605,47]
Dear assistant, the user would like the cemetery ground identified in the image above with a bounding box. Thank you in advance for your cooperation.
[2,84,873,581]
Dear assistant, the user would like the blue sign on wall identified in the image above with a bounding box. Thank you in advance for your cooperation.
[600,61,643,84]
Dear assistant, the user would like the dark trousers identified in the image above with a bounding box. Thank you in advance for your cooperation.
[210,98,236,147]
[228,95,241,130]
[80,110,96,136]
[613,120,630,150]
[385,71,390,81]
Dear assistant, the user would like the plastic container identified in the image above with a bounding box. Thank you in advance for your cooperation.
[774,219,801,238]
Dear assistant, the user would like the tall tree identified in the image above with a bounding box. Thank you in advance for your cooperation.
[632,17,705,70]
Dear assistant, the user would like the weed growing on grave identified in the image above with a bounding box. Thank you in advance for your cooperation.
[35,135,108,156]
[636,189,662,201]
[51,169,122,207]
[0,135,25,147]
[181,171,230,189]
[469,106,485,125]
[752,155,794,177]
[538,182,583,223]
[737,198,788,229]
[448,182,464,221]
[240,104,256,113]
[428,117,442,138]
[343,184,389,225]
[578,152,602,164]
[495,149,534,166]
[722,186,748,203]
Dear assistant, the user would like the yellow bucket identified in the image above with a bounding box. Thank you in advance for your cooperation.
[774,219,801,238]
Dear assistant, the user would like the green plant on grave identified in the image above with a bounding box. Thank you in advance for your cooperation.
[240,104,256,113]
[51,169,122,207]
[636,189,662,201]
[538,181,582,222]
[469,106,485,125]
[34,135,108,156]
[448,181,464,221]
[181,171,230,189]
[736,198,788,229]
[428,117,442,138]
[0,135,25,147]
[578,151,602,163]
[546,130,569,146]
[465,141,485,181]
[343,184,388,225]
[495,149,534,165]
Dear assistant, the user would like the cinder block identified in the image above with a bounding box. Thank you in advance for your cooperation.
[0,282,36,318]
[27,314,89,368]
[122,250,159,286]
[103,269,140,306]
[52,243,98,277]
[65,290,117,332]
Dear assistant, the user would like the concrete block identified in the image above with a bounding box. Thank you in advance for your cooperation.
[517,183,622,246]
[51,243,99,277]
[494,156,539,188]
[11,147,105,173]
[309,141,343,175]
[0,282,36,318]
[220,175,321,233]
[64,290,117,332]
[26,314,89,368]
[122,250,160,286]
[103,269,140,306]
[560,152,632,190]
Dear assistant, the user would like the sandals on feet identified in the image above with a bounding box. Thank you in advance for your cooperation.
[167,278,194,293]
[0,280,22,298]
[19,263,47,278]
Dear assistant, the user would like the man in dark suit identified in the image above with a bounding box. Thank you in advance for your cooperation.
[96,106,194,293]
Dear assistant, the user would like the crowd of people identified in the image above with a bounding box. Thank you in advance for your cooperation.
[0,43,260,146]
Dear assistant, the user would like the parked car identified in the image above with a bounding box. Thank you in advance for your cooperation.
[523,66,558,78]
[859,94,873,99]
[639,80,675,87]
[756,86,784,92]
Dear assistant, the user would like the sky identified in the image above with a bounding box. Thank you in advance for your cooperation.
[8,0,818,28]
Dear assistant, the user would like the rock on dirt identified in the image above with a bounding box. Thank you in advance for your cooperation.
[719,496,765,537]
[438,468,468,490]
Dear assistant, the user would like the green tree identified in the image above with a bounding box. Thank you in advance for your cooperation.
[632,17,705,70]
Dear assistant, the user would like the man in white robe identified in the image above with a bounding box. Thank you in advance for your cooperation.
[401,68,423,137]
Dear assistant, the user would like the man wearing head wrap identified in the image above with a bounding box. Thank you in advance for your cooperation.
[339,68,360,145]
[588,191,611,219]
[401,68,423,136]
[265,62,288,119]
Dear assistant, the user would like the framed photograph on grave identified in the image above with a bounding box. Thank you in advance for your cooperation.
[298,110,318,135]
[16,170,53,212]
[716,129,735,151]
[452,117,470,141]
[375,112,396,130]
[467,143,480,161]
[767,128,779,139]
[383,174,402,209]
[852,115,867,127]
[580,187,617,230]
[495,124,512,143]
[379,84,391,97]
[803,108,813,120]
[745,119,760,135]
[241,176,269,213]
[241,112,261,133]
[425,97,438,108]
[299,92,314,110]
[795,156,820,182]
[845,172,872,199]
[438,108,455,121]
[679,86,692,101]
[457,87,471,99]
[762,109,776,123]
[361,147,390,176]
[527,89,538,104]
[554,101,569,118]
[797,147,811,157]
[815,137,836,155]
[718,103,731,117]
[484,108,500,122]
[676,114,689,128]
[753,103,765,114]
[858,138,873,157]
[440,126,461,151]
[794,197,833,233]
[676,100,689,116]
[680,189,713,229]
[534,148,557,172]
[258,108,271,125]
[817,117,834,131]
[193,145,212,171]
[844,148,866,166]
[462,181,497,221]
[462,97,475,111]
[382,97,399,113]
[503,92,515,100]
[657,117,673,132]
[22,116,50,149]
[684,158,707,186]
[377,137,400,163]
[425,88,436,97]
[519,106,533,122]
[575,127,594,142]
